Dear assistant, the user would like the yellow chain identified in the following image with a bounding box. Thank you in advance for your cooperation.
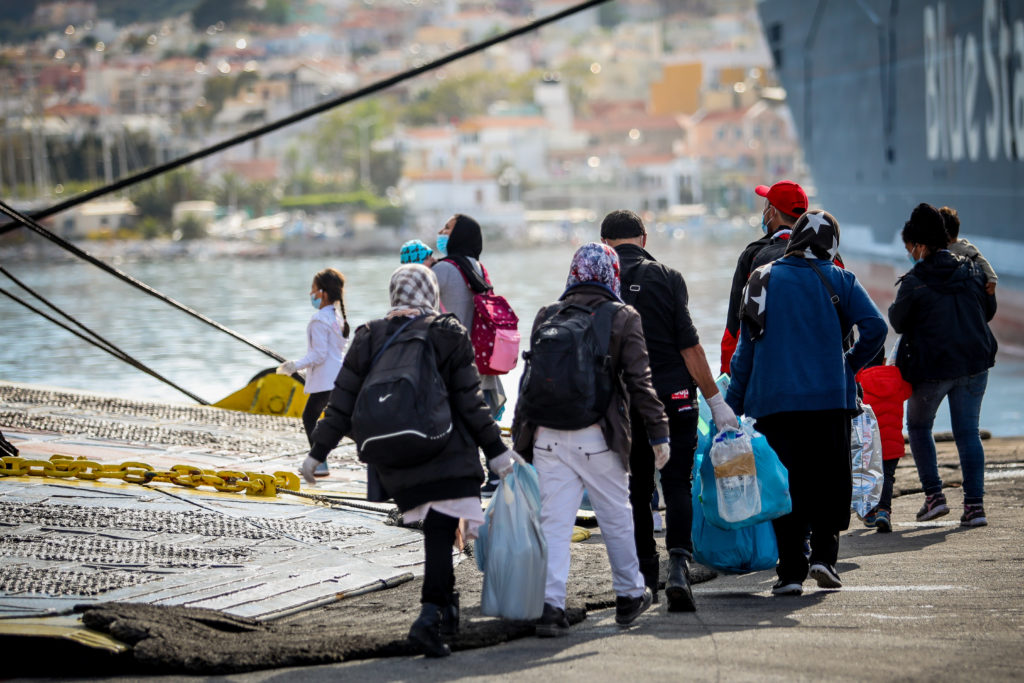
[0,455,300,497]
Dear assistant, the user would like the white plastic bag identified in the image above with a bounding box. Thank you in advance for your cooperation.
[850,403,884,518]
[709,428,761,523]
[476,461,547,620]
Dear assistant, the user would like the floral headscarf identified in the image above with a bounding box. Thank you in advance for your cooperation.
[564,242,622,299]
[387,264,440,318]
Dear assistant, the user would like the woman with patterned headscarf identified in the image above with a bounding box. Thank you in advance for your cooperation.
[725,210,886,596]
[304,264,513,658]
[512,242,669,636]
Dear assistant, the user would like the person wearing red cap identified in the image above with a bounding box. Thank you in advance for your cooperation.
[719,180,808,375]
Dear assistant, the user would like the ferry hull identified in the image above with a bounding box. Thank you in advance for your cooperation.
[758,0,1024,275]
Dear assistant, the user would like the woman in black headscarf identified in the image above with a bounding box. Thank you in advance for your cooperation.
[433,213,508,493]
[725,210,886,596]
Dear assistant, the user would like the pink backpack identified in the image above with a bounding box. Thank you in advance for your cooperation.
[447,260,520,375]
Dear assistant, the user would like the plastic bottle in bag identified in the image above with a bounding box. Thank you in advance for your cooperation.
[710,429,761,523]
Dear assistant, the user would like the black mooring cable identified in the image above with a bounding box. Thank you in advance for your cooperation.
[0,286,209,404]
[0,264,210,403]
[0,200,286,363]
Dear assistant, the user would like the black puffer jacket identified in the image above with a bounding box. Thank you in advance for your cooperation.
[888,251,997,384]
[309,313,505,510]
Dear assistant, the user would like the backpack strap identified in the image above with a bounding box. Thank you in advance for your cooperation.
[370,315,427,367]
[591,301,622,366]
[441,257,493,293]
[621,259,654,308]
[806,259,853,349]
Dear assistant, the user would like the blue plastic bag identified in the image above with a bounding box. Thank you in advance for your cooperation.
[701,419,792,530]
[692,445,779,574]
[475,461,547,620]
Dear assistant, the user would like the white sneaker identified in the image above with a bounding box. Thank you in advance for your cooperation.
[652,509,663,532]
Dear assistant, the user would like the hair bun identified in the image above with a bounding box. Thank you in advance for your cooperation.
[910,203,943,232]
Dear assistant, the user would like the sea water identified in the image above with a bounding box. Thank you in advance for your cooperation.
[3,225,1024,436]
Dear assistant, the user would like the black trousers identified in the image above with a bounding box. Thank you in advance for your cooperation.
[878,457,900,511]
[421,509,460,606]
[756,410,852,582]
[302,390,332,445]
[630,406,699,559]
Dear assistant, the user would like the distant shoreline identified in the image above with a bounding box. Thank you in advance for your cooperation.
[0,237,415,264]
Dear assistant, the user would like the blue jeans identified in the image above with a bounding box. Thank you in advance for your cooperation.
[906,371,988,505]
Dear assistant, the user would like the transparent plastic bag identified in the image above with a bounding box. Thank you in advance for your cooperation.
[850,403,884,518]
[692,446,777,573]
[710,429,761,523]
[475,461,547,620]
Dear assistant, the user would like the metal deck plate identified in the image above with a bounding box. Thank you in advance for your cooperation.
[0,479,426,621]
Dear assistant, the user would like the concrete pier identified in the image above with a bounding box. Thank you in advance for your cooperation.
[3,382,1023,679]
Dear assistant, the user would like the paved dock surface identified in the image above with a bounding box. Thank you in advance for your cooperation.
[21,439,1021,682]
[4,382,1023,681]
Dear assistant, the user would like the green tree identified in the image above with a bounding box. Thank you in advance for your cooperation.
[131,168,209,222]
[178,215,207,240]
[374,204,406,229]
[262,0,290,24]
[310,99,400,194]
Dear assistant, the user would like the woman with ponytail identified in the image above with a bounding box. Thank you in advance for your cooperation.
[277,267,351,475]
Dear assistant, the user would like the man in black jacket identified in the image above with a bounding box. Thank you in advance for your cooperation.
[601,210,739,612]
[720,180,807,374]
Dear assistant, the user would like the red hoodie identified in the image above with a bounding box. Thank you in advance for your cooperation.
[856,365,913,460]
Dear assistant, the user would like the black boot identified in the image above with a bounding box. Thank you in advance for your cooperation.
[408,603,451,657]
[440,590,460,636]
[665,548,696,612]
[638,554,660,604]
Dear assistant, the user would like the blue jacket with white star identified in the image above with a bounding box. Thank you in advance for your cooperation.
[724,257,886,419]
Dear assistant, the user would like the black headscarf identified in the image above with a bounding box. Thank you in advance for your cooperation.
[443,213,491,293]
[783,209,840,260]
[741,210,841,340]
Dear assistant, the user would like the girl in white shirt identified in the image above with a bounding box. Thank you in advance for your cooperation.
[278,268,350,474]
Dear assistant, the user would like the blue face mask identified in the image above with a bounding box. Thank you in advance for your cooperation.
[311,294,322,309]
[761,219,769,235]
[436,234,449,256]
[907,246,922,266]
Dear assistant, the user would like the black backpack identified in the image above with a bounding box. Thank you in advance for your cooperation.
[351,315,453,467]
[519,301,621,430]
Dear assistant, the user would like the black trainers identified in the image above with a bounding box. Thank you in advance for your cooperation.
[916,492,950,521]
[874,509,892,533]
[960,503,988,527]
[808,562,842,589]
[614,587,653,626]
[535,603,570,638]
[771,579,803,596]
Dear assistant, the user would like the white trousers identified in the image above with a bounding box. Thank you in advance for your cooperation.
[533,424,645,610]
